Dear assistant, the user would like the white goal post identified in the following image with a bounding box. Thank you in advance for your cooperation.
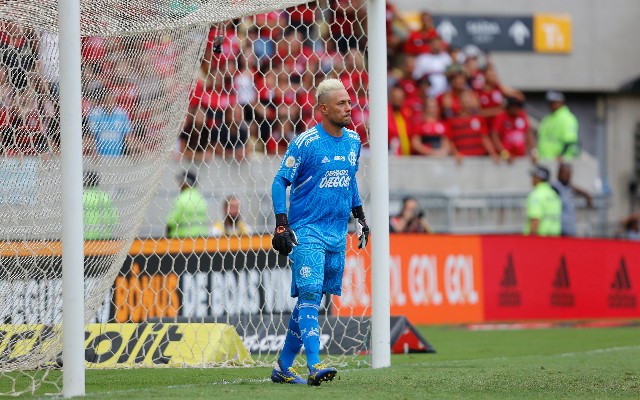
[0,0,390,396]
[59,0,86,396]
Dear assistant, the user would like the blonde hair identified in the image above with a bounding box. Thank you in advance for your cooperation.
[316,78,346,104]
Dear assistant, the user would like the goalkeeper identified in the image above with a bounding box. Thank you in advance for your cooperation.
[270,78,369,386]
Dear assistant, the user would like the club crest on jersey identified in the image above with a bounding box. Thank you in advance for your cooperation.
[348,151,357,166]
[285,156,296,168]
[300,266,311,278]
[322,156,330,163]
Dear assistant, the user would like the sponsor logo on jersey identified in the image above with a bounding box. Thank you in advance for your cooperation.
[285,156,296,168]
[348,151,357,166]
[322,156,330,163]
[334,155,345,161]
[303,134,319,147]
[319,170,351,188]
[293,128,319,148]
[345,129,360,141]
[300,266,311,278]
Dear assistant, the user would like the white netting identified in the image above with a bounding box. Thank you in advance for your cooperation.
[0,0,371,395]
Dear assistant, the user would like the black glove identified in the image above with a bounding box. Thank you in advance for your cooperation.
[352,206,369,249]
[272,213,298,255]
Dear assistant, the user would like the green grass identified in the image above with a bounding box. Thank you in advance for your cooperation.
[9,325,640,399]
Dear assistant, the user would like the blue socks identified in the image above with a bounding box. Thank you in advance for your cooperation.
[278,303,302,370]
[278,295,322,369]
[298,300,321,367]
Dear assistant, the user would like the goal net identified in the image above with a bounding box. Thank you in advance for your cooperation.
[0,0,371,395]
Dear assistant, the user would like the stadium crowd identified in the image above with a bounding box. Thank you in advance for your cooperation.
[0,2,576,165]
[177,2,549,165]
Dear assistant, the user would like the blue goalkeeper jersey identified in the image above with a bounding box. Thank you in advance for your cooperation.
[273,123,363,249]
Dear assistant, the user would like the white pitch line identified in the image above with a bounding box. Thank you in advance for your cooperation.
[403,345,640,366]
[557,345,640,357]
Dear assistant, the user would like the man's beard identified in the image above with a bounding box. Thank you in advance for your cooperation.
[330,116,350,128]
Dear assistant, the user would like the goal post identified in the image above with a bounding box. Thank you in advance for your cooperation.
[367,0,390,370]
[59,0,86,395]
[0,0,389,395]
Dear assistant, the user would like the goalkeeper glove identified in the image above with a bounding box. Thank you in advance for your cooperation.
[272,213,298,255]
[352,206,369,249]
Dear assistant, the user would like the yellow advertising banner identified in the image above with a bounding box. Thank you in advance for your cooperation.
[0,323,252,368]
[534,13,572,53]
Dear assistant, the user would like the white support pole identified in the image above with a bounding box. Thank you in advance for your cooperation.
[367,0,391,369]
[59,0,85,396]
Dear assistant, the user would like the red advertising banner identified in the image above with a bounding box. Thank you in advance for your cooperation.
[482,236,640,321]
[334,235,485,324]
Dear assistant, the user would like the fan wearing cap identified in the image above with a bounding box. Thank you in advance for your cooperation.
[537,91,579,161]
[165,170,209,238]
[524,165,562,236]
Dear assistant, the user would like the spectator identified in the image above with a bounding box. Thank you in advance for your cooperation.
[476,65,524,129]
[328,0,367,54]
[37,29,59,94]
[252,11,284,61]
[551,162,593,237]
[166,170,209,238]
[1,21,37,91]
[0,65,16,154]
[211,195,253,237]
[83,171,119,240]
[524,165,562,236]
[475,66,504,128]
[411,97,450,157]
[438,63,479,120]
[462,44,484,91]
[403,11,438,56]
[85,90,132,157]
[390,196,433,233]
[10,88,47,156]
[393,56,424,115]
[537,91,579,161]
[619,212,640,240]
[286,1,319,37]
[385,2,409,56]
[446,91,498,163]
[273,28,313,79]
[216,104,249,161]
[387,85,414,156]
[413,35,452,97]
[490,96,536,163]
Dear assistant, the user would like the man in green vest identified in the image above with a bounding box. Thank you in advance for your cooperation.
[536,91,579,161]
[166,170,209,238]
[83,171,119,240]
[524,165,562,236]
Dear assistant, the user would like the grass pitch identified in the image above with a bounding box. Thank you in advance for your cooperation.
[23,324,640,399]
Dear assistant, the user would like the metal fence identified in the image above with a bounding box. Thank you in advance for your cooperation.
[389,191,612,237]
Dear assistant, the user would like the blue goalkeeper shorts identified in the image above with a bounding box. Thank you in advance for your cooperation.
[289,243,345,298]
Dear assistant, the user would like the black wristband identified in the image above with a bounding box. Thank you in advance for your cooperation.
[351,205,365,220]
[275,213,289,226]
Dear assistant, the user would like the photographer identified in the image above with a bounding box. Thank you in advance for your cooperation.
[390,196,433,233]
